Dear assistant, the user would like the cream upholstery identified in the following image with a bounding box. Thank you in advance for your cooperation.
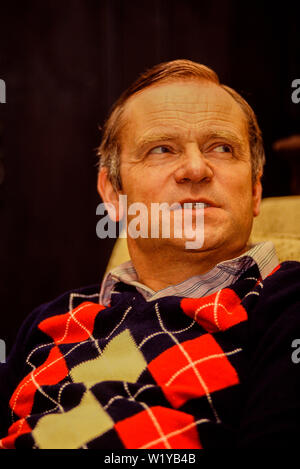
[250,196,300,263]
[105,234,130,274]
[105,196,300,274]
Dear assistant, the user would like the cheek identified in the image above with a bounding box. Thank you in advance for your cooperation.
[234,187,256,224]
[121,166,166,203]
[234,190,253,216]
[221,171,253,212]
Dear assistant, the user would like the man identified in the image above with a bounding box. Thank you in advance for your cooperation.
[1,60,300,449]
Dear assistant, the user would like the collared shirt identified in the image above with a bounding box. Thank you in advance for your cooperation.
[100,241,279,306]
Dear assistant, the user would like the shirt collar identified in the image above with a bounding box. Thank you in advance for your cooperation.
[99,241,279,306]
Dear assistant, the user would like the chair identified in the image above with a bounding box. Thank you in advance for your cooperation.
[250,196,300,263]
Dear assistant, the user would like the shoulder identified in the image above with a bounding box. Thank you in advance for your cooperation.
[33,284,102,322]
[237,261,300,447]
[244,261,300,354]
[0,284,102,437]
[260,260,300,302]
[250,260,300,317]
[264,260,300,281]
[3,284,102,394]
[30,283,101,322]
[7,284,101,360]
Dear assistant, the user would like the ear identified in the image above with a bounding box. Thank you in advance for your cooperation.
[97,167,124,221]
[252,170,263,218]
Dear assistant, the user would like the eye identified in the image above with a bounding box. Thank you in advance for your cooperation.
[149,146,171,154]
[213,144,232,153]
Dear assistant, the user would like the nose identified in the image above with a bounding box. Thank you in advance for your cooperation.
[174,144,213,184]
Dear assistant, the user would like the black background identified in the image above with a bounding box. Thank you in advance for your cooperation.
[0,0,299,353]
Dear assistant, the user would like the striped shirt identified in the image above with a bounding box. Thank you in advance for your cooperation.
[100,241,279,306]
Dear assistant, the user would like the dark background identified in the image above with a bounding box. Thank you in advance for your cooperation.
[0,0,299,353]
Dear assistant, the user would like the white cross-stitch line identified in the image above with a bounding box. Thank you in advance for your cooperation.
[123,381,134,400]
[105,306,132,341]
[60,304,102,355]
[213,290,223,329]
[68,292,100,312]
[29,372,64,413]
[243,291,260,299]
[138,319,196,349]
[123,382,172,449]
[155,303,221,423]
[133,384,156,399]
[165,348,242,386]
[103,395,123,410]
[193,300,236,331]
[103,384,156,411]
[57,382,70,405]
[11,338,93,423]
[10,302,104,421]
[139,401,172,449]
[140,417,211,449]
[244,277,263,288]
[23,302,103,371]
[39,404,61,417]
[0,417,27,448]
[10,299,106,431]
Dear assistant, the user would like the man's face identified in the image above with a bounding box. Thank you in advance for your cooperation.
[110,80,261,260]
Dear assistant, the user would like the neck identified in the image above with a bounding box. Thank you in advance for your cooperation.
[127,240,249,292]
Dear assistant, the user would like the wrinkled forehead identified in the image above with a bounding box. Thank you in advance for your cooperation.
[119,80,248,142]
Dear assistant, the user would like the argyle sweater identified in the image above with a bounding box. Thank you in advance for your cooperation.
[1,261,300,449]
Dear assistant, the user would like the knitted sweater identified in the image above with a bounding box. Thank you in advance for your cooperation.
[1,261,300,449]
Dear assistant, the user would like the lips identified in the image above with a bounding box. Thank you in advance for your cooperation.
[176,198,218,208]
[168,200,217,212]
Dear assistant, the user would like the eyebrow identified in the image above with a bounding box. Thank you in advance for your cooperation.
[205,131,246,150]
[133,129,246,154]
[133,132,180,151]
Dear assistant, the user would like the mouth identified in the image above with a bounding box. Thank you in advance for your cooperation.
[171,199,218,210]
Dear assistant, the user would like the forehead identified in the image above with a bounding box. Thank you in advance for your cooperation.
[120,80,248,141]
